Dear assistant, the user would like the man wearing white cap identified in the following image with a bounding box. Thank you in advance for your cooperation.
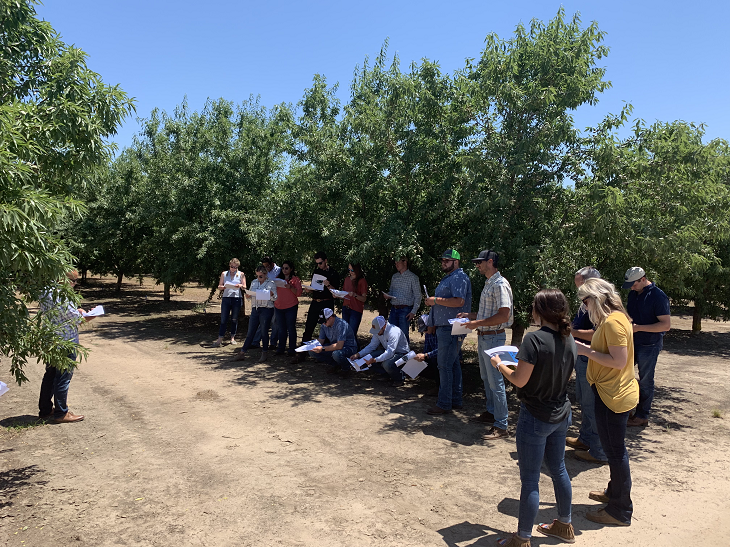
[622,267,671,427]
[351,316,410,385]
[309,308,358,376]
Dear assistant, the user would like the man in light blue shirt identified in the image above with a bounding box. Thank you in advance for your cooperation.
[353,316,410,385]
[424,249,472,414]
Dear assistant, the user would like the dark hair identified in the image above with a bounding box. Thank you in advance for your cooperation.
[314,251,327,261]
[532,289,571,336]
[277,260,296,279]
[255,265,268,275]
[262,256,273,265]
[348,263,364,285]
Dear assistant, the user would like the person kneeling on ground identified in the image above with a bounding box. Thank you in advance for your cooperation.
[309,308,358,376]
[352,316,410,386]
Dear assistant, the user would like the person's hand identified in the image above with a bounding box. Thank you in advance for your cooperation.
[490,355,501,369]
[382,292,392,300]
[311,345,324,353]
[78,308,87,315]
[456,312,469,319]
[406,313,415,321]
[365,357,376,365]
[302,286,312,293]
[575,340,590,356]
[632,323,641,333]
[415,353,427,362]
[425,296,436,306]
[348,291,354,297]
[323,279,331,288]
[350,353,359,360]
[464,321,477,330]
[426,326,436,335]
[245,293,252,299]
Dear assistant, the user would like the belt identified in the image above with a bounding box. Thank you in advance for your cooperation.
[312,298,333,303]
[478,329,505,336]
[393,304,411,309]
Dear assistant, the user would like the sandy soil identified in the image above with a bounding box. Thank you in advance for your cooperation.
[2,276,729,547]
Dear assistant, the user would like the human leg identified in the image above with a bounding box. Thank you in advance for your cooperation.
[241,307,261,352]
[309,349,336,367]
[478,333,508,430]
[592,385,633,524]
[285,305,298,354]
[436,328,462,410]
[52,367,74,416]
[543,413,573,525]
[389,307,410,343]
[229,297,242,341]
[381,352,408,381]
[515,406,548,539]
[333,347,357,372]
[259,308,274,350]
[268,311,279,349]
[634,343,662,420]
[39,365,56,416]
[302,300,327,342]
[575,354,606,460]
[218,297,233,338]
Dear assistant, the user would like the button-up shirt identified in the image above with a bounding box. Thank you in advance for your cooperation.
[266,264,281,281]
[360,323,410,363]
[432,268,472,327]
[476,271,513,331]
[40,288,82,344]
[388,269,422,314]
[250,278,278,308]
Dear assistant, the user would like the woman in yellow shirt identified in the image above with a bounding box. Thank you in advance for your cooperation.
[576,278,639,527]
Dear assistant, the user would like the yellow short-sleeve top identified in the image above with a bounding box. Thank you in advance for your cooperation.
[587,311,639,413]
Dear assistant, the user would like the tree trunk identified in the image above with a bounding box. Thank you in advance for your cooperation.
[116,272,123,293]
[164,282,171,302]
[510,323,526,347]
[692,305,702,334]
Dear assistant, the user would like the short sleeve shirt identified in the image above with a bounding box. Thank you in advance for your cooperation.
[476,271,514,330]
[515,327,575,423]
[343,277,368,314]
[319,317,358,352]
[627,283,671,346]
[586,312,639,413]
[432,268,472,326]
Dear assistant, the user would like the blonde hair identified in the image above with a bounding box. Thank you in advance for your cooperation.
[577,278,629,326]
[229,258,240,268]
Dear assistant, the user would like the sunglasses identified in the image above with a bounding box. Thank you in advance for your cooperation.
[348,268,354,272]
[315,261,323,266]
[582,297,591,305]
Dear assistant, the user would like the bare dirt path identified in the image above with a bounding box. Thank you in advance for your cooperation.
[2,277,729,546]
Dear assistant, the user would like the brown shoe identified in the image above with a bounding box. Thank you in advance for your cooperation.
[471,411,495,424]
[496,533,530,547]
[589,490,610,503]
[483,426,508,440]
[566,436,589,450]
[53,411,84,424]
[574,450,607,465]
[426,405,452,415]
[627,416,648,427]
[585,508,630,526]
[537,519,575,543]
[231,352,247,362]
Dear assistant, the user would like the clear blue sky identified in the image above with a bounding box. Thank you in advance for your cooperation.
[36,0,730,150]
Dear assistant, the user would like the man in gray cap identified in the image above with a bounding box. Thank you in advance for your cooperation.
[622,267,671,427]
[351,316,410,385]
[461,249,513,439]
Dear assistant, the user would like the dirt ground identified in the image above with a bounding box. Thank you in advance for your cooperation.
[2,276,729,547]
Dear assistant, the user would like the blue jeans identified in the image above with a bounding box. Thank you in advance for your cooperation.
[218,297,242,338]
[435,327,464,410]
[516,404,572,538]
[275,305,298,354]
[477,333,509,430]
[341,306,363,338]
[634,342,662,419]
[309,346,357,371]
[389,306,411,343]
[593,385,633,524]
[252,310,277,347]
[242,307,274,352]
[368,348,408,381]
[575,354,606,460]
[39,352,76,417]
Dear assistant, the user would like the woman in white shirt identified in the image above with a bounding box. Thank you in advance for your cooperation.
[213,258,246,347]
[234,265,277,363]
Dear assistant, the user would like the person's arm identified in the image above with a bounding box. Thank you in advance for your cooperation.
[633,315,671,333]
[218,272,226,290]
[240,273,247,290]
[374,333,397,363]
[465,307,510,330]
[491,355,534,388]
[356,336,379,359]
[425,296,464,307]
[352,279,368,302]
[576,341,629,370]
[408,274,422,319]
[302,271,316,292]
[571,328,595,341]
[290,276,302,297]
[269,281,277,301]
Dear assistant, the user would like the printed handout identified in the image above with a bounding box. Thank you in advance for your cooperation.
[347,354,373,372]
[330,289,349,298]
[448,317,471,335]
[273,279,287,288]
[82,305,105,318]
[255,290,271,301]
[484,345,519,369]
[401,358,427,379]
[295,340,322,352]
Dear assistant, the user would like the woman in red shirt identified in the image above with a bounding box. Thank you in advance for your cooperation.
[274,260,302,360]
[342,263,368,338]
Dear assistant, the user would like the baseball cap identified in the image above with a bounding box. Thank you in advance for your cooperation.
[622,267,646,289]
[318,308,334,324]
[471,249,498,264]
[440,249,460,260]
[369,315,386,334]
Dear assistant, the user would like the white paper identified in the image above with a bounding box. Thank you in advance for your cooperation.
[245,289,257,296]
[449,317,470,335]
[330,289,349,298]
[484,345,519,369]
[224,282,239,289]
[255,289,271,301]
[420,313,430,327]
[423,285,429,298]
[273,278,287,287]
[82,305,105,317]
[347,354,373,371]
[382,291,393,299]
[0,381,8,398]
[310,273,327,290]
[295,340,322,352]
[401,359,428,379]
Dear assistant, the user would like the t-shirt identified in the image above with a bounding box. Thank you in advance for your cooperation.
[586,312,639,413]
[515,327,576,424]
[571,307,594,344]
[343,276,368,314]
[627,283,671,346]
[318,316,358,353]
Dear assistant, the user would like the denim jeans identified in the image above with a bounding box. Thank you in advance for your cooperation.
[435,326,464,410]
[275,305,298,355]
[252,310,277,347]
[477,333,509,430]
[575,354,606,460]
[218,297,242,338]
[309,346,357,371]
[242,307,274,352]
[302,299,334,342]
[516,404,572,538]
[39,352,76,417]
[368,348,407,381]
[593,385,633,524]
[341,306,363,338]
[634,342,662,419]
[389,306,411,343]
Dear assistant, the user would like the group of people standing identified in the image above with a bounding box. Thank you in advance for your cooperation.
[211,249,671,545]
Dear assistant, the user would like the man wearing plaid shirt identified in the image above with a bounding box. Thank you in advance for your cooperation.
[383,256,421,343]
[462,250,513,439]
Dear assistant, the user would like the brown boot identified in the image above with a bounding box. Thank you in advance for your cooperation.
[537,519,575,543]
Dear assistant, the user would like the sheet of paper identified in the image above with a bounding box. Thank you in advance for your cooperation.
[423,285,429,298]
[311,273,327,289]
[420,313,430,327]
[273,278,287,287]
[347,354,372,372]
[0,381,8,398]
[382,291,393,299]
[330,289,348,298]
[484,345,519,368]
[401,358,428,379]
[82,305,105,317]
[449,317,470,335]
[255,289,271,301]
[295,340,322,352]
[245,289,257,296]
[224,282,239,289]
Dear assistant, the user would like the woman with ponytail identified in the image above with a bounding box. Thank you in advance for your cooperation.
[492,289,576,547]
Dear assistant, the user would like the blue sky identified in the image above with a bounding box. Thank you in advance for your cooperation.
[36,0,730,150]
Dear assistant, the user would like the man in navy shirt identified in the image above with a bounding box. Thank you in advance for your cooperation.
[622,267,671,427]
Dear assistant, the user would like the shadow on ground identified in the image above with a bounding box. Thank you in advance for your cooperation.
[0,464,46,511]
